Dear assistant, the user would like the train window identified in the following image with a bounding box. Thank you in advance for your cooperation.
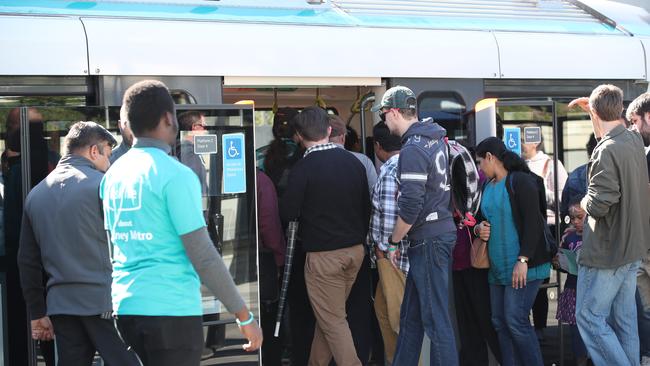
[417,91,468,143]
[496,103,556,156]
[255,110,275,151]
[171,89,197,104]
[0,95,86,108]
[254,107,338,168]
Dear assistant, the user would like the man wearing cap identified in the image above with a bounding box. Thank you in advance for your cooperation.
[372,86,458,365]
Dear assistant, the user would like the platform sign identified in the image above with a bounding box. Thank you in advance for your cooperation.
[523,126,542,144]
[503,127,522,156]
[222,133,246,194]
[193,134,218,154]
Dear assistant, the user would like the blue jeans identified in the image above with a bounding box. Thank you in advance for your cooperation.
[489,279,544,366]
[576,260,640,366]
[393,232,457,366]
[638,289,650,358]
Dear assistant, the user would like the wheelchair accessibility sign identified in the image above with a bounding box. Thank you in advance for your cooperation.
[222,133,246,194]
[503,127,521,156]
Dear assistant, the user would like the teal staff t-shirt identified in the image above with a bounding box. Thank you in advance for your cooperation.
[101,146,206,316]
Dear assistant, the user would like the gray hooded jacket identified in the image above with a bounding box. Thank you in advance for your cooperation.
[397,118,456,240]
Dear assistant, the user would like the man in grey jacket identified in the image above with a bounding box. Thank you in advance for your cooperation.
[17,121,141,365]
[570,85,650,366]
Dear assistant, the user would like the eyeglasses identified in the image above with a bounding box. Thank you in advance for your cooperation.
[379,108,393,122]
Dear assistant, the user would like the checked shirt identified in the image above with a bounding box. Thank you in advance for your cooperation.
[367,154,410,275]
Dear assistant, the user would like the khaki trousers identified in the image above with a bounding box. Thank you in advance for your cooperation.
[305,244,365,366]
[374,258,406,365]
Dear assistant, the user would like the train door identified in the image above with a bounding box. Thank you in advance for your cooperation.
[475,99,592,366]
[173,105,259,365]
[1,105,117,366]
[0,104,259,365]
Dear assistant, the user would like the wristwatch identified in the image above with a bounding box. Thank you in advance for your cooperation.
[388,238,400,247]
[518,257,528,264]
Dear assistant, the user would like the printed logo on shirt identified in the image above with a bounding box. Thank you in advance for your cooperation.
[107,177,143,212]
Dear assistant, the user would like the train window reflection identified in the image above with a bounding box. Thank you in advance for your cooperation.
[418,91,468,143]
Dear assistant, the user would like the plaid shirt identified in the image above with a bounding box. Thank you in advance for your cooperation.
[304,142,337,157]
[367,154,410,275]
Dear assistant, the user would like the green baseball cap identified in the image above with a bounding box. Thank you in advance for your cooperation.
[371,86,417,112]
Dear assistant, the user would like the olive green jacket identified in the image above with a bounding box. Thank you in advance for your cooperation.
[579,124,650,269]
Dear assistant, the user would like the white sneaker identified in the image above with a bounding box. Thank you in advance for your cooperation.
[641,356,650,366]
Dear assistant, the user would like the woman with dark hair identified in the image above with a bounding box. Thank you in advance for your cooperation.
[474,137,551,366]
[262,107,302,197]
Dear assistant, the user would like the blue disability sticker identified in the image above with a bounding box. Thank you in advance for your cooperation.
[222,133,246,194]
[503,127,521,156]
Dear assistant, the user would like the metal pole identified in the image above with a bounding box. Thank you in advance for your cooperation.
[359,95,375,155]
[552,102,564,366]
[19,108,31,203]
[19,107,36,366]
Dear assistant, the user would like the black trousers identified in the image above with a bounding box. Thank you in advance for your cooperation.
[532,225,556,331]
[369,267,385,364]
[453,268,502,366]
[532,278,550,330]
[288,247,316,366]
[39,340,56,366]
[6,260,29,366]
[260,299,283,366]
[117,315,203,366]
[50,315,140,366]
[345,254,373,365]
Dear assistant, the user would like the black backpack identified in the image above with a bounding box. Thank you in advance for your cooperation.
[447,140,481,228]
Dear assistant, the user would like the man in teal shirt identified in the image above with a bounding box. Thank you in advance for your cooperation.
[101,80,261,366]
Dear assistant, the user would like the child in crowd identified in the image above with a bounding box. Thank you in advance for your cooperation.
[555,202,589,366]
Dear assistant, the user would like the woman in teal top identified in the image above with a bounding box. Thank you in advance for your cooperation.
[475,137,550,366]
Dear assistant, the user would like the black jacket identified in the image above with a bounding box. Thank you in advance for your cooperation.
[505,171,550,268]
[280,147,370,252]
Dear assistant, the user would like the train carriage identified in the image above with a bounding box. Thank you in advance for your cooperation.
[1,0,649,364]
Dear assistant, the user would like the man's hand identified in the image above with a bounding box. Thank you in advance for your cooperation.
[551,254,560,270]
[31,316,54,341]
[568,97,591,114]
[569,97,604,138]
[388,248,401,270]
[477,221,491,242]
[239,321,263,352]
[374,247,386,260]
